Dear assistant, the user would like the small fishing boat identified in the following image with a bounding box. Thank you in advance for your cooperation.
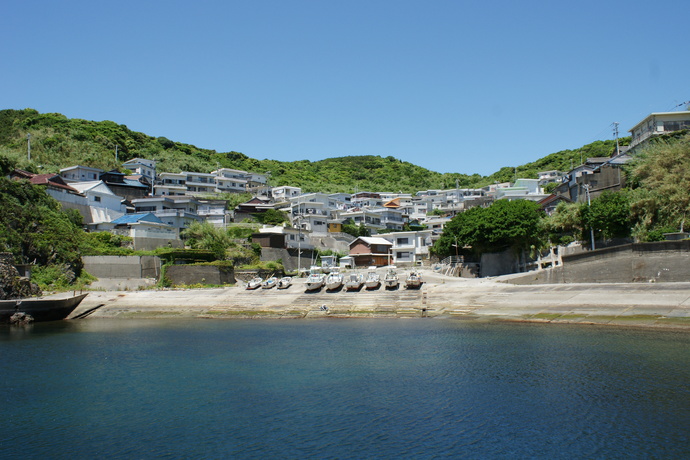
[345,272,364,291]
[277,276,292,289]
[261,276,278,289]
[320,255,337,274]
[305,267,326,291]
[364,267,381,290]
[246,277,263,290]
[405,270,423,289]
[326,268,344,291]
[0,293,88,323]
[383,266,399,289]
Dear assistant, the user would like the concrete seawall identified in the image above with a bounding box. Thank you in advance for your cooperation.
[72,270,690,329]
[509,241,690,284]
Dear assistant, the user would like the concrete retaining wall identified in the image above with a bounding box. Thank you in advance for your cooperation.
[165,265,235,286]
[83,256,161,279]
[480,249,518,277]
[509,241,690,284]
[261,247,315,272]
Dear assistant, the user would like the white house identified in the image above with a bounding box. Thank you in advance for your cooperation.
[68,180,126,225]
[272,186,302,202]
[197,199,231,227]
[122,158,157,181]
[212,168,248,194]
[629,111,690,148]
[155,172,187,196]
[184,171,216,195]
[96,212,180,250]
[379,230,434,265]
[337,208,386,232]
[59,165,103,183]
[131,195,202,231]
[368,207,406,231]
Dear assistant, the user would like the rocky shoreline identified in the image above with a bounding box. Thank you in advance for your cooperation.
[70,270,690,330]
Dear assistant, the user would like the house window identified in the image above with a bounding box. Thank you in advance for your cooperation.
[663,120,690,132]
[396,237,409,245]
[93,196,101,202]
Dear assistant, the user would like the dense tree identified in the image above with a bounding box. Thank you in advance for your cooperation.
[434,200,545,257]
[0,109,632,195]
[626,134,690,239]
[0,177,85,272]
[180,221,233,260]
[252,209,288,226]
[580,191,632,240]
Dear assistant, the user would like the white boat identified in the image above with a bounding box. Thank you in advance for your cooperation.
[261,276,278,289]
[383,266,399,289]
[326,268,344,291]
[305,267,326,291]
[320,255,337,274]
[345,272,364,291]
[246,277,262,290]
[277,276,292,289]
[364,267,381,290]
[405,270,423,289]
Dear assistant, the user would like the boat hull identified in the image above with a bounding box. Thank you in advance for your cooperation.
[0,293,88,323]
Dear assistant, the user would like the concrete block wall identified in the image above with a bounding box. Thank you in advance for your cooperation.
[165,265,235,286]
[509,241,690,284]
[83,256,161,279]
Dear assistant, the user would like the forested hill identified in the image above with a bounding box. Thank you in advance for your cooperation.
[0,109,628,194]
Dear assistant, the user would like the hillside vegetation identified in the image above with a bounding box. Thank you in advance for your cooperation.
[0,108,627,193]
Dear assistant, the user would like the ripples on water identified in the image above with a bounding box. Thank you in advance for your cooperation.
[1,319,690,459]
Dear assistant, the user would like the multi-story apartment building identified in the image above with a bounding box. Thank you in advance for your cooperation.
[184,171,217,195]
[131,195,202,230]
[155,172,187,196]
[213,168,249,194]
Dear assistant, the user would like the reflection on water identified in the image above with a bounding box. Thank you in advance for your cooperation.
[1,319,690,459]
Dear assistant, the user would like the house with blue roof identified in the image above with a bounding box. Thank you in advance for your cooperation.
[96,212,181,250]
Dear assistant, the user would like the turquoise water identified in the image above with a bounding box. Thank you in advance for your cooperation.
[1,319,690,459]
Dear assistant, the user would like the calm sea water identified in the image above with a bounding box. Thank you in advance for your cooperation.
[1,318,690,459]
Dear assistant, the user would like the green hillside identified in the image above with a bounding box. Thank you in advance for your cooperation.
[0,108,628,193]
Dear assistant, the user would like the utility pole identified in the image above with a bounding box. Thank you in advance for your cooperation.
[115,144,119,163]
[27,133,31,161]
[584,183,595,250]
[613,122,620,156]
[296,195,301,275]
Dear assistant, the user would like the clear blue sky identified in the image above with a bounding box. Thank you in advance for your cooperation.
[2,0,688,176]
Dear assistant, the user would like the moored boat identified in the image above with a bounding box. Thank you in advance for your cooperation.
[277,276,292,289]
[345,272,364,291]
[405,270,423,289]
[305,267,326,291]
[0,293,88,323]
[364,267,381,290]
[246,277,263,290]
[325,268,344,291]
[383,266,399,289]
[261,276,278,289]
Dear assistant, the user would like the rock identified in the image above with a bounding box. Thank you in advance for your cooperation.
[0,253,42,300]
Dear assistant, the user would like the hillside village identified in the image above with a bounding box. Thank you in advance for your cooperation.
[8,109,690,276]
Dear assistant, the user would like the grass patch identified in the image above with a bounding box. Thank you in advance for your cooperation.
[530,313,563,320]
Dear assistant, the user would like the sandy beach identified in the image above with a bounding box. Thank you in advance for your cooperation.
[68,268,690,329]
